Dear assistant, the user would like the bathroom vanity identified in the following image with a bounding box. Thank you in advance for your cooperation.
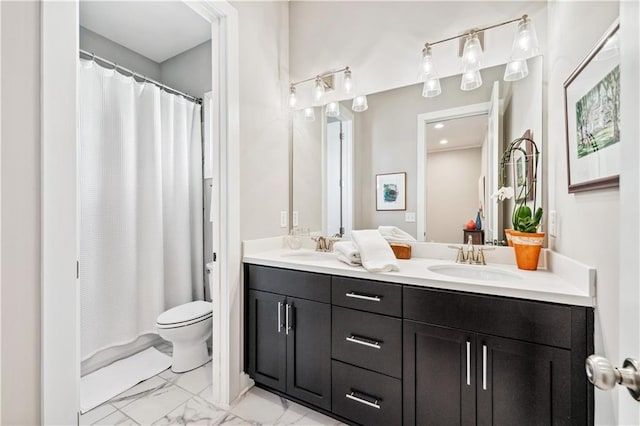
[243,243,595,426]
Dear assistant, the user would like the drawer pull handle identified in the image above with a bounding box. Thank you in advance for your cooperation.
[346,392,381,409]
[346,335,381,349]
[277,301,282,333]
[466,340,471,386]
[482,344,487,390]
[346,292,381,302]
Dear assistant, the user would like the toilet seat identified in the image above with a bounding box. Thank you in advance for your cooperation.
[157,301,212,329]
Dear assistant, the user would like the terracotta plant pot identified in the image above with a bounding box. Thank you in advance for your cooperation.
[504,229,514,247]
[510,231,545,271]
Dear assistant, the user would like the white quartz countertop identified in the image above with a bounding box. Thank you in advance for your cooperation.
[243,244,596,307]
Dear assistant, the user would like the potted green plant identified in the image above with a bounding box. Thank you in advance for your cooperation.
[493,135,544,270]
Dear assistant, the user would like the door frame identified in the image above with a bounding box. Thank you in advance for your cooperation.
[416,102,490,242]
[41,1,240,423]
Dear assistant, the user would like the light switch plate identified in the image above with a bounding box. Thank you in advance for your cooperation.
[280,211,288,228]
[549,210,557,237]
[405,212,416,222]
[293,211,299,227]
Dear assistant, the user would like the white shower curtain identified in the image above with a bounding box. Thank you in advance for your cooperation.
[78,60,204,360]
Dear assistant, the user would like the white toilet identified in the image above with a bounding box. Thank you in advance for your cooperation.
[156,263,215,373]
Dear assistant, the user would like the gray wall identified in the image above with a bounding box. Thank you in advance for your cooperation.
[426,147,482,243]
[80,26,162,81]
[1,1,41,424]
[160,41,212,99]
[354,65,504,237]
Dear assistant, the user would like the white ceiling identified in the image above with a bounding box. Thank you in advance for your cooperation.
[80,1,211,63]
[426,114,488,153]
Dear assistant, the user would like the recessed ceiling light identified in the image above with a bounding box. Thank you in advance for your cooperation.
[439,139,448,145]
[434,123,444,129]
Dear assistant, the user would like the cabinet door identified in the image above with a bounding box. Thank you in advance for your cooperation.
[286,297,331,410]
[403,321,476,426]
[247,290,287,392]
[476,335,571,426]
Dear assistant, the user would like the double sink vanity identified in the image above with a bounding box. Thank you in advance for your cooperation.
[243,238,595,425]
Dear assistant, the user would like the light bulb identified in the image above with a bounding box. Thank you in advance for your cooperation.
[303,107,315,122]
[461,70,482,91]
[422,77,441,98]
[503,59,529,81]
[352,95,368,112]
[313,77,325,104]
[343,68,354,96]
[461,34,484,72]
[288,86,297,108]
[326,102,340,117]
[421,45,437,78]
[510,16,540,60]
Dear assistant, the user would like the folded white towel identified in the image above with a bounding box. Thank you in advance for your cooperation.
[378,226,417,242]
[333,241,361,262]
[337,253,362,267]
[351,230,399,273]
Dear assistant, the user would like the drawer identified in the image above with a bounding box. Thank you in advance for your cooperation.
[403,286,573,349]
[332,276,402,317]
[332,306,402,378]
[246,264,330,303]
[332,360,401,426]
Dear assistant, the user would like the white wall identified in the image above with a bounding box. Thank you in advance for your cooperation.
[233,1,290,241]
[0,1,41,424]
[80,26,162,81]
[546,1,619,424]
[426,147,482,243]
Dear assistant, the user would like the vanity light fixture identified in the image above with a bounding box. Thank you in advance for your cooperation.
[290,66,367,112]
[420,14,540,97]
[303,107,316,122]
[439,139,449,145]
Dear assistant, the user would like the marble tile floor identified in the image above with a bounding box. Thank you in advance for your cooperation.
[81,345,345,426]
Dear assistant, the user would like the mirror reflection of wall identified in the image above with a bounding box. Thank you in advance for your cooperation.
[291,56,543,245]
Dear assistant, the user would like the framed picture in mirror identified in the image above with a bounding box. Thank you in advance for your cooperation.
[564,19,620,193]
[376,172,406,211]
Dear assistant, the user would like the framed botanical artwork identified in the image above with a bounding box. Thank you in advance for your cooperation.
[564,19,620,193]
[376,172,406,211]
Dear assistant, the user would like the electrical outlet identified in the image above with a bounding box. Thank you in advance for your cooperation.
[405,212,416,222]
[280,211,288,228]
[549,210,557,237]
[293,211,299,227]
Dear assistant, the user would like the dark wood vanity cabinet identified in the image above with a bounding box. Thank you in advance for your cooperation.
[403,286,592,426]
[244,264,593,426]
[246,265,332,410]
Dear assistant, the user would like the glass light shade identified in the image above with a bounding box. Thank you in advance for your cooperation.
[460,70,482,91]
[422,77,441,98]
[352,95,368,112]
[313,78,325,104]
[326,102,340,117]
[421,45,437,78]
[510,18,540,60]
[303,107,315,121]
[288,87,297,108]
[343,69,354,96]
[461,34,484,72]
[503,59,529,81]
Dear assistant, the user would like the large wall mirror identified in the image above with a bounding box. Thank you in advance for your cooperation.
[292,56,543,245]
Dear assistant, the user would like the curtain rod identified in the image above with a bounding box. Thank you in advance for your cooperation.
[79,49,202,104]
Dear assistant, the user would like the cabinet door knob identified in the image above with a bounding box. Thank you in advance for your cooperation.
[586,355,640,400]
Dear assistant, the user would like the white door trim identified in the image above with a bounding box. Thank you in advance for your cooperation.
[41,1,240,423]
[416,102,490,242]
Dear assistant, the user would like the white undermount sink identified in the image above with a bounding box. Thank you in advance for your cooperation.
[428,264,523,281]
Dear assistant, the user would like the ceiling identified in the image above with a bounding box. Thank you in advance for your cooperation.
[426,114,488,153]
[80,1,211,63]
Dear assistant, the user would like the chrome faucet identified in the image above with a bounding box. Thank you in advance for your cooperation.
[448,237,494,265]
[312,236,336,252]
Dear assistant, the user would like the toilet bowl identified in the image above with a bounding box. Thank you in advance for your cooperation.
[157,263,216,372]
